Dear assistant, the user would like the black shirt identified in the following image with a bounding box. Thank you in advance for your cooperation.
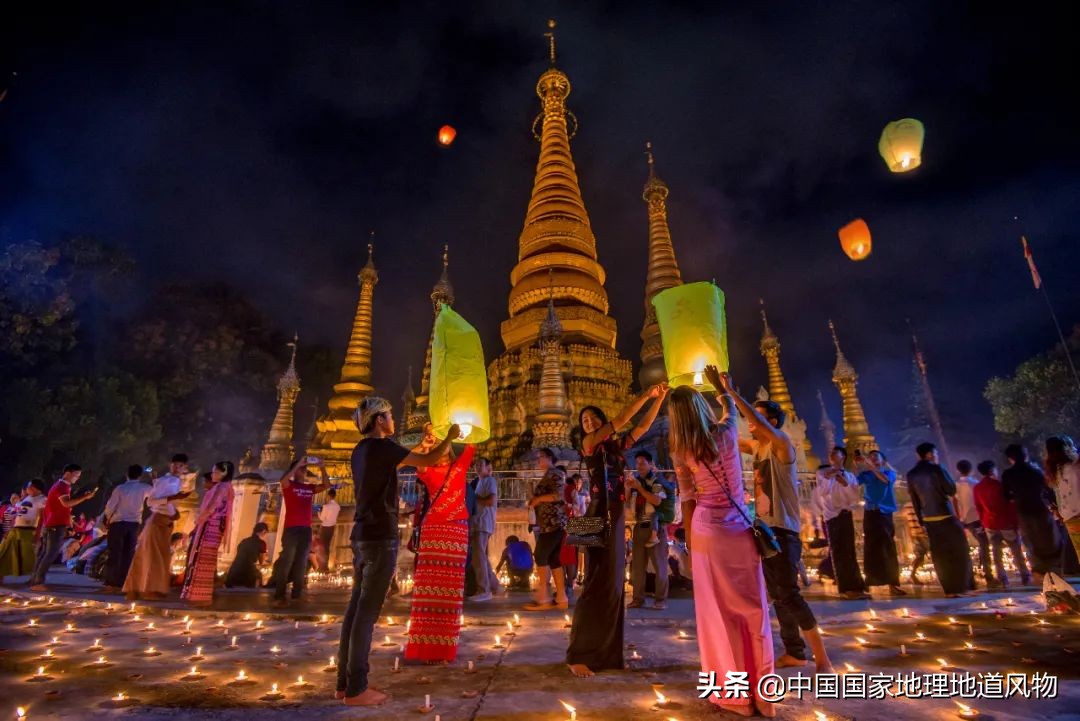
[350,437,410,542]
[1002,461,1054,517]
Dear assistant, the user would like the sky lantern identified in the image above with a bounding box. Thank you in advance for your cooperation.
[878,118,924,172]
[429,303,490,442]
[652,281,729,390]
[437,124,457,146]
[839,218,872,261]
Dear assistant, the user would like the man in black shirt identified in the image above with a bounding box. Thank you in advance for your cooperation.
[337,396,459,707]
[1002,444,1062,584]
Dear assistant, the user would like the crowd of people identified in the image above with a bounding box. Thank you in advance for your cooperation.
[2,372,1079,714]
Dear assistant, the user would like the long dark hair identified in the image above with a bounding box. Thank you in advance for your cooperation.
[213,460,236,484]
[1045,436,1077,486]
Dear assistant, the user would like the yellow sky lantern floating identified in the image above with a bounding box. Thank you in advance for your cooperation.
[838,218,872,261]
[429,303,490,442]
[878,118,924,172]
[652,281,729,390]
[437,124,457,146]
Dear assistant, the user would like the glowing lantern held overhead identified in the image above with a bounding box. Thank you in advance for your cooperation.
[437,125,457,146]
[878,118,924,173]
[651,281,729,391]
[429,304,490,442]
[838,218,872,261]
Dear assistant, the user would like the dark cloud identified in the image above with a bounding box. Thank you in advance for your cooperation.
[3,2,1079,455]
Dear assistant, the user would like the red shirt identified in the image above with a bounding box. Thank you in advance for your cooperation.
[283,482,317,528]
[973,475,1019,531]
[43,480,72,528]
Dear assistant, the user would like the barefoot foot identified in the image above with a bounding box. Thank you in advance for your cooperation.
[775,654,807,668]
[754,698,778,718]
[343,688,389,706]
[568,663,594,678]
[334,690,345,700]
[816,663,835,675]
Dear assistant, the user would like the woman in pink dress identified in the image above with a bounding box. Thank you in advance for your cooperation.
[180,461,235,607]
[669,370,775,718]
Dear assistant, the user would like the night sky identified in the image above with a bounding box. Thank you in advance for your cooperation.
[4,3,1080,465]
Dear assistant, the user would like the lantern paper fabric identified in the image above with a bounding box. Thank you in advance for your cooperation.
[651,281,729,390]
[878,118,924,173]
[838,218,872,261]
[429,304,490,442]
[437,125,457,146]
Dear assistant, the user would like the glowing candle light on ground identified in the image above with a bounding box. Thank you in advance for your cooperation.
[865,624,877,633]
[113,692,127,702]
[937,657,950,668]
[869,608,879,620]
[467,661,474,673]
[513,613,521,627]
[394,656,400,671]
[424,694,432,709]
[948,617,958,625]
[229,636,239,649]
[16,707,26,720]
[190,646,204,660]
[814,712,829,721]
[955,702,980,718]
[855,636,868,647]
[900,644,907,656]
[89,638,103,651]
[293,675,312,688]
[915,632,927,642]
[843,662,858,673]
[564,614,571,628]
[380,635,396,647]
[900,607,912,618]
[560,701,577,721]
[270,645,281,654]
[653,688,670,708]
[64,623,77,633]
[320,614,328,624]
[27,619,38,627]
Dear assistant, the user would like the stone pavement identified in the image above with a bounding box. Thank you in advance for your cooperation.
[1,570,1078,721]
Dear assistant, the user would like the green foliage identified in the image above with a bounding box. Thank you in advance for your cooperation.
[984,331,1080,445]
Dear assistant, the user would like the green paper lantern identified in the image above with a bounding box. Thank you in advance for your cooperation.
[429,304,490,443]
[651,281,729,390]
[878,118,924,173]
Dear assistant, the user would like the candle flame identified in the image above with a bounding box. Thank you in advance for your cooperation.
[458,423,473,439]
[916,632,926,640]
[678,630,688,638]
[949,616,958,624]
[271,683,279,693]
[28,619,37,626]
[865,624,876,632]
[98,655,106,664]
[114,692,127,701]
[844,662,857,673]
[296,675,305,684]
[507,621,513,631]
[195,646,203,655]
[956,702,976,715]
[654,689,668,704]
[964,642,975,650]
[237,670,246,680]
[270,645,281,653]
[514,613,521,624]
[814,712,828,721]
[495,635,501,645]
[937,657,949,667]
[855,636,867,645]
[387,616,394,625]
[869,608,878,619]
[36,667,45,676]
[329,656,336,666]
[560,701,576,714]
[16,707,26,719]
[191,666,197,674]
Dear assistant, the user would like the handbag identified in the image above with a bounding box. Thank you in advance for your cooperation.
[565,515,607,547]
[704,449,781,559]
[408,471,452,554]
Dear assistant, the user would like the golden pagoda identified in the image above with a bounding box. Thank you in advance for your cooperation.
[828,319,877,454]
[759,306,820,471]
[639,142,684,388]
[307,242,379,502]
[408,245,454,435]
[484,21,632,466]
[260,334,301,471]
[532,278,572,450]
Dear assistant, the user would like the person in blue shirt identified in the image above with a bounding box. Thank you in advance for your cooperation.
[496,535,533,591]
[855,449,906,595]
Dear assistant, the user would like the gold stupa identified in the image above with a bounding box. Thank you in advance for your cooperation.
[759,307,820,471]
[306,243,379,503]
[483,22,632,465]
[828,319,878,454]
[259,335,301,471]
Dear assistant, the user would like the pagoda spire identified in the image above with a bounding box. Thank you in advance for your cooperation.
[400,365,416,434]
[415,245,454,420]
[308,239,379,497]
[817,389,837,453]
[500,19,616,352]
[261,334,301,471]
[828,319,877,453]
[910,321,951,467]
[533,273,571,448]
[759,301,819,470]
[639,141,684,388]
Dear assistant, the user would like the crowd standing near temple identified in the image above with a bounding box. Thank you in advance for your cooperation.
[3,374,1080,711]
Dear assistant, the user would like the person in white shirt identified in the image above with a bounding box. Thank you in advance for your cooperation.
[468,457,501,601]
[0,479,47,578]
[102,464,152,592]
[954,459,990,589]
[813,447,869,599]
[124,454,191,601]
[317,488,341,571]
[1046,436,1080,561]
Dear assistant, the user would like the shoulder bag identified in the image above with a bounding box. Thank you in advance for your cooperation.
[703,444,781,559]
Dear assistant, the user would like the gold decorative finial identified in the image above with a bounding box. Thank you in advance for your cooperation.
[545,19,557,65]
[828,319,841,353]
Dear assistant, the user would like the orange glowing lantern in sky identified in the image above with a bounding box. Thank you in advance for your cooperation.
[437,125,457,146]
[838,218,872,261]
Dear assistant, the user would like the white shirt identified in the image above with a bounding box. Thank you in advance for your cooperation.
[13,495,46,528]
[1058,462,1080,521]
[813,468,863,521]
[954,475,981,524]
[319,499,341,527]
[473,475,499,535]
[149,473,182,517]
[105,480,151,524]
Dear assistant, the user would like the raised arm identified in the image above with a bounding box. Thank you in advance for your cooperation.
[674,459,696,551]
[709,367,794,465]
[628,384,669,444]
[308,461,330,494]
[402,425,462,468]
[582,388,656,454]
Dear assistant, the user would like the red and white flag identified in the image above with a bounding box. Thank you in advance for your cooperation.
[1022,236,1042,289]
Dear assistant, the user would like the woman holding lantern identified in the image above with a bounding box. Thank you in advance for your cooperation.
[669,375,774,717]
[403,423,476,663]
[566,383,668,678]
